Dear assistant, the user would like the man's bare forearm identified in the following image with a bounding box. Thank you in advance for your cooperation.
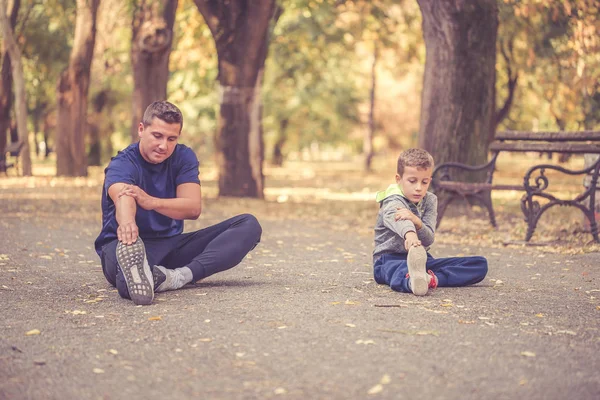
[115,195,137,225]
[151,197,201,220]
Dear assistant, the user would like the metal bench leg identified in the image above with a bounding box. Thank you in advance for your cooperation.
[436,193,456,228]
[480,190,497,228]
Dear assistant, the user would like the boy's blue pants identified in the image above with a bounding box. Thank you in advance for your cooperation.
[374,252,488,293]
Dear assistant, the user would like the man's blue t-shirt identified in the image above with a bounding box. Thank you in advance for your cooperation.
[94,142,201,256]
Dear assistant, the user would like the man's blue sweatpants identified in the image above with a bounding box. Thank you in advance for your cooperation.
[374,252,488,293]
[100,214,262,298]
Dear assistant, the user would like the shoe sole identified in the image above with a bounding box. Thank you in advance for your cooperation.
[407,246,428,296]
[116,239,154,305]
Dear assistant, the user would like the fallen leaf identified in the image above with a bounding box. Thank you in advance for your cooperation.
[556,330,576,336]
[356,339,375,345]
[25,329,41,336]
[416,330,439,336]
[148,316,162,321]
[367,384,383,395]
[380,374,391,384]
[535,313,545,318]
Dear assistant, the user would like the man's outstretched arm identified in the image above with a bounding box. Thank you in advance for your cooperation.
[119,182,202,221]
[108,183,139,245]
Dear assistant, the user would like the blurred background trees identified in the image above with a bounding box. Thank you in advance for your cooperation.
[0,0,597,195]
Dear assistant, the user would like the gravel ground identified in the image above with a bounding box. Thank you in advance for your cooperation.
[1,186,599,400]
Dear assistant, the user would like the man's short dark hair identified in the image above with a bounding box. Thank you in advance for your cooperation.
[142,101,183,131]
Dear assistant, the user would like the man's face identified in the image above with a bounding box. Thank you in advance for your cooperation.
[138,118,181,164]
[396,166,433,204]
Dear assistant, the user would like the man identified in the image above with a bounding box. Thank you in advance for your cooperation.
[95,101,262,305]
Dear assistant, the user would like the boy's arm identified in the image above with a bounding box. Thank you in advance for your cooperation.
[416,195,437,247]
[118,182,202,220]
[108,183,139,245]
[382,201,418,240]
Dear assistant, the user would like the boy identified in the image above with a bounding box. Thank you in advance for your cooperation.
[373,148,488,295]
[95,101,262,305]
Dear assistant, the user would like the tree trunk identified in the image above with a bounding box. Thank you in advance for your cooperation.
[194,0,279,198]
[0,0,19,160]
[417,0,498,168]
[56,0,100,177]
[364,42,378,172]
[130,0,177,142]
[493,37,518,139]
[272,118,288,167]
[43,114,51,158]
[0,0,32,175]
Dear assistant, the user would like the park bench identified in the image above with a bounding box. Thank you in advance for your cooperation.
[0,141,23,176]
[431,130,600,242]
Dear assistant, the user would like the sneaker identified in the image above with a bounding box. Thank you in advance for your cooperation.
[407,245,428,296]
[153,265,166,291]
[153,265,187,292]
[427,270,438,289]
[116,239,154,305]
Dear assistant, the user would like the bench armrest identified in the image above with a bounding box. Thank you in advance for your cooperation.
[523,158,600,196]
[432,153,499,189]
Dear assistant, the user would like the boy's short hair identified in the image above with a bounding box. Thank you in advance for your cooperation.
[142,101,183,132]
[397,148,435,176]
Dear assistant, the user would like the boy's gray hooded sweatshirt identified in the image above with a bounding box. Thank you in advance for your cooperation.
[372,184,438,264]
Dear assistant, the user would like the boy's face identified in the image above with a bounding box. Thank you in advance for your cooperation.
[396,166,433,204]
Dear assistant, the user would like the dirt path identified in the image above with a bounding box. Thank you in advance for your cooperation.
[1,184,599,399]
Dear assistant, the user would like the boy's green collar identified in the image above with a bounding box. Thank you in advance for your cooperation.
[375,184,406,202]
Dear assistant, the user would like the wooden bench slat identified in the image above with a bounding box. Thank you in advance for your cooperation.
[437,181,523,191]
[495,130,600,141]
[489,142,600,153]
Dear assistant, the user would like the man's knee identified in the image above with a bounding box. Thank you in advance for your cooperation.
[238,213,262,241]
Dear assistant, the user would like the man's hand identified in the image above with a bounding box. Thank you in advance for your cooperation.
[404,231,422,249]
[117,220,139,245]
[118,185,156,211]
[395,207,423,230]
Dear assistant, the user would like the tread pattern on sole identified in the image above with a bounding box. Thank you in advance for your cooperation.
[407,246,428,296]
[116,239,154,305]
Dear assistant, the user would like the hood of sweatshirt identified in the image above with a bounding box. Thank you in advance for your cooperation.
[375,184,406,203]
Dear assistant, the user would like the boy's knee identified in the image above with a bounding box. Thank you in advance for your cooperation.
[474,256,488,282]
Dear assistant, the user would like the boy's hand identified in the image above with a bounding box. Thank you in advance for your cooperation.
[395,207,423,230]
[404,231,421,249]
